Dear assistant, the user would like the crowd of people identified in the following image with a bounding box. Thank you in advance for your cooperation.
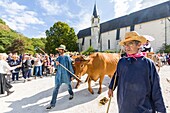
[6,53,58,83]
[0,52,59,96]
[0,46,79,96]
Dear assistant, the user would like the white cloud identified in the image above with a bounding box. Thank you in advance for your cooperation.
[113,0,131,18]
[38,0,67,15]
[75,0,84,8]
[32,31,46,38]
[72,12,92,33]
[0,0,44,31]
[112,0,168,18]
[0,0,26,11]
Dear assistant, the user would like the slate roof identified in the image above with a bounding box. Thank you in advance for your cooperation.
[93,4,98,18]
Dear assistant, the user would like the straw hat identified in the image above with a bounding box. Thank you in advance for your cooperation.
[119,31,147,46]
[56,44,67,51]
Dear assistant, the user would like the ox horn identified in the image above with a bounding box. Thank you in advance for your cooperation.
[82,56,90,61]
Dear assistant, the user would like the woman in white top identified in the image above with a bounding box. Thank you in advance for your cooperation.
[0,53,20,96]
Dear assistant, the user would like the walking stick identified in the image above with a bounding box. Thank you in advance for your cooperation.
[36,47,46,55]
[106,73,117,113]
[59,63,82,83]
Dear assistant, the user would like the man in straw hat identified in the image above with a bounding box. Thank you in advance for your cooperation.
[46,44,74,110]
[108,31,166,113]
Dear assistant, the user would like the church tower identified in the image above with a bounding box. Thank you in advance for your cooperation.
[91,3,100,51]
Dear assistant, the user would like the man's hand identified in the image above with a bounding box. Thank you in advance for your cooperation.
[108,89,113,98]
[55,61,59,65]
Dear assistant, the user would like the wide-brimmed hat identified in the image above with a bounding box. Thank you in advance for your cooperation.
[56,44,67,51]
[119,31,147,46]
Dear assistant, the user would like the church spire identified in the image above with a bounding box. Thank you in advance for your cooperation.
[93,3,98,18]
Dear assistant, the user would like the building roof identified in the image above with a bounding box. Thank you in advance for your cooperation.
[93,4,98,18]
[77,1,170,39]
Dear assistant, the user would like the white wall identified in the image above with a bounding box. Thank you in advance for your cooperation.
[117,27,131,51]
[78,38,83,52]
[135,19,165,52]
[82,36,91,51]
[166,17,170,45]
[100,30,116,51]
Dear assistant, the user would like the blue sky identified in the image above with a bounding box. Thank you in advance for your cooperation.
[0,0,168,38]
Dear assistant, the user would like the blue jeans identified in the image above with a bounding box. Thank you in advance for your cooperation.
[50,83,73,107]
[12,72,19,81]
[23,69,31,79]
[34,66,42,76]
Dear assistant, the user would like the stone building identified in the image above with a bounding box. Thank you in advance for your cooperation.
[77,1,170,52]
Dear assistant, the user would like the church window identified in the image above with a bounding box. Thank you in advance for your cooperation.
[108,40,110,49]
[90,39,92,46]
[130,25,135,31]
[116,29,120,40]
[82,38,85,45]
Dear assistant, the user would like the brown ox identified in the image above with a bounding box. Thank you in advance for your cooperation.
[146,52,161,72]
[72,55,89,88]
[73,52,120,94]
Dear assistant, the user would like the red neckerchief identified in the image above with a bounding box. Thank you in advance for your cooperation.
[127,53,144,60]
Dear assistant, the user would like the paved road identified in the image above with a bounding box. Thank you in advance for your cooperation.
[0,65,170,113]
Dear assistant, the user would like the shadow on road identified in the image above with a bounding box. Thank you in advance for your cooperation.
[4,82,108,113]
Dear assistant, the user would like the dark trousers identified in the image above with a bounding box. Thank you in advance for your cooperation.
[23,69,31,79]
[0,74,12,94]
[12,73,19,81]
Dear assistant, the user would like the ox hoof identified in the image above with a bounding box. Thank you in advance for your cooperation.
[88,89,94,94]
[91,91,94,94]
[75,85,79,89]
[98,91,102,94]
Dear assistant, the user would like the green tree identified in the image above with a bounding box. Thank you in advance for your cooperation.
[45,21,78,54]
[0,30,15,52]
[7,39,25,54]
[0,18,48,54]
[31,38,46,54]
[81,46,95,55]
[158,43,170,53]
[0,19,6,25]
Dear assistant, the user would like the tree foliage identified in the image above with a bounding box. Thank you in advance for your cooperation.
[0,18,46,54]
[81,46,95,55]
[0,19,6,25]
[158,43,170,53]
[0,30,16,52]
[31,38,46,54]
[7,39,25,54]
[45,21,78,54]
